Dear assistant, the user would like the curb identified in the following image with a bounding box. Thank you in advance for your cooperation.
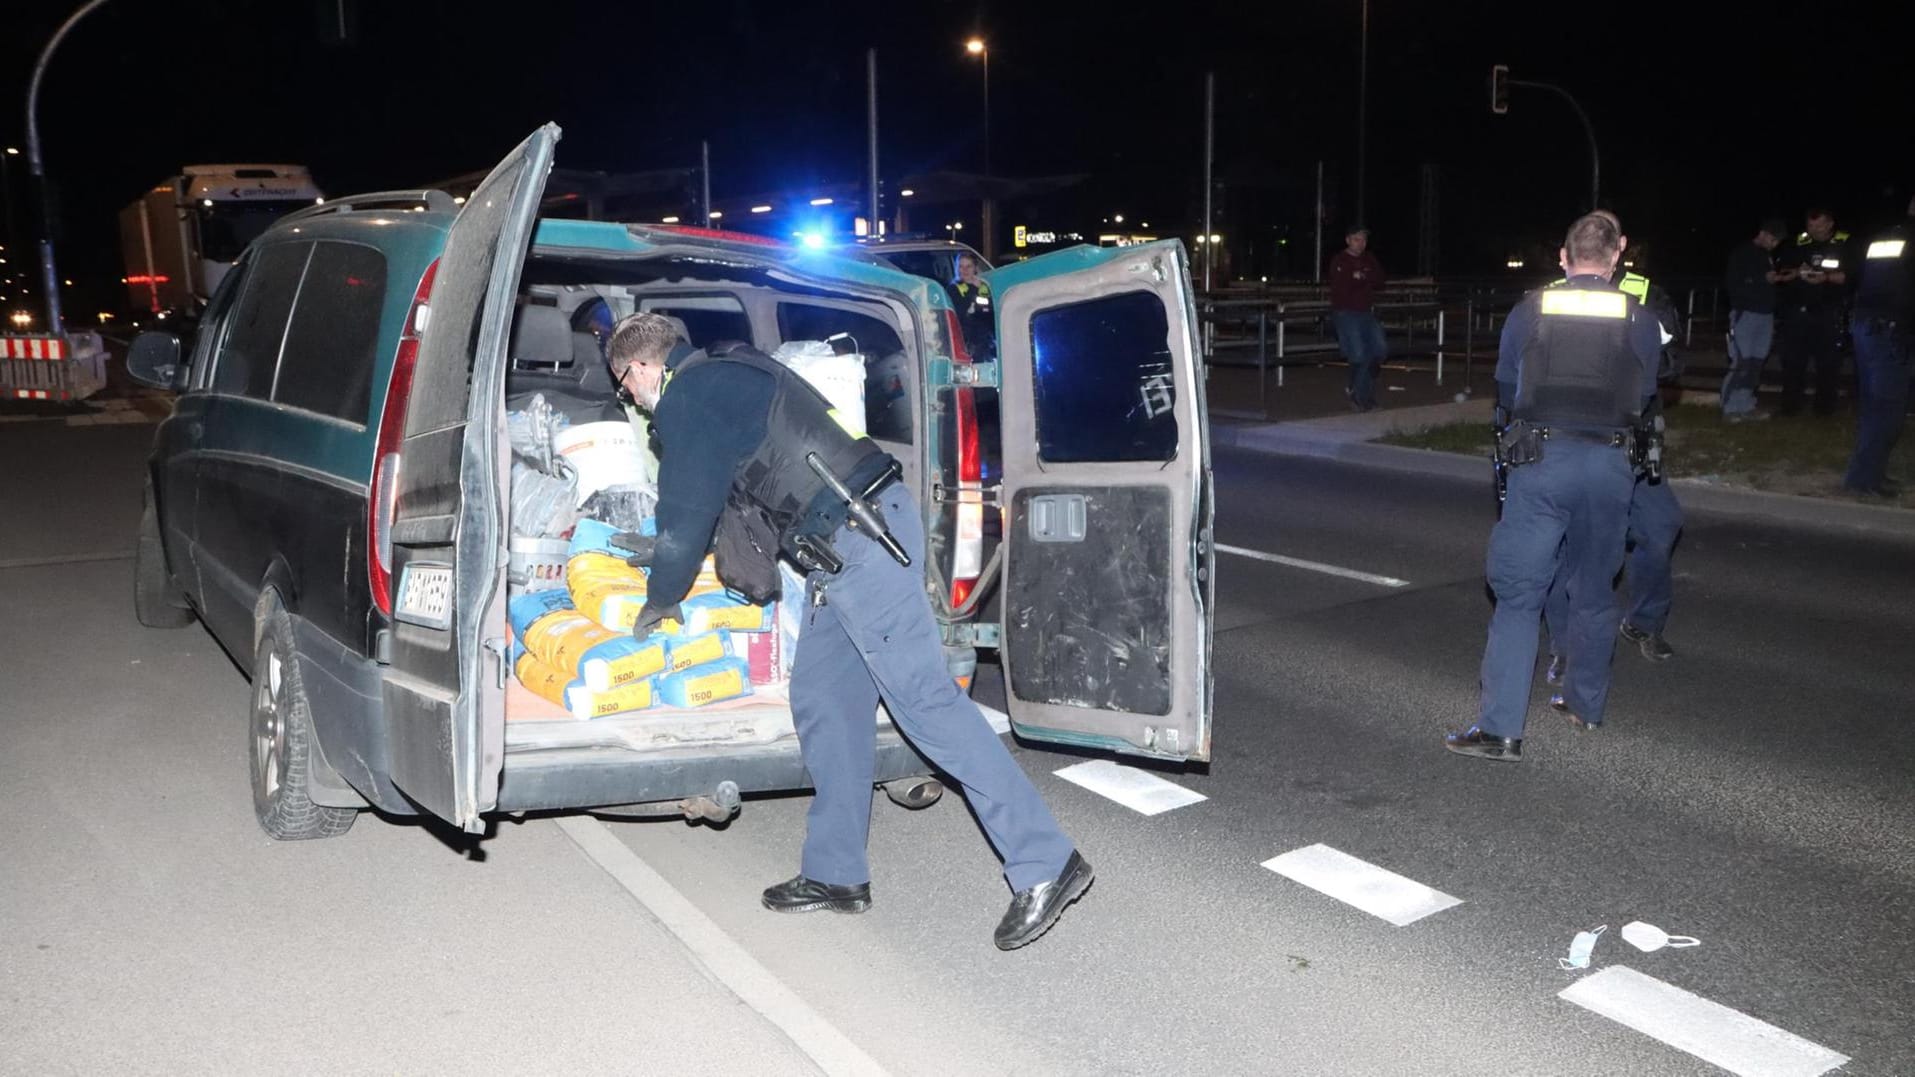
[1214,424,1915,540]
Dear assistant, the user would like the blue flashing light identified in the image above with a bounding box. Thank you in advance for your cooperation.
[798,232,828,250]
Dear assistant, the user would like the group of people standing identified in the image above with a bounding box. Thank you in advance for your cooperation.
[1721,202,1914,496]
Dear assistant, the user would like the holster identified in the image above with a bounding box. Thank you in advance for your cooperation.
[1497,420,1546,468]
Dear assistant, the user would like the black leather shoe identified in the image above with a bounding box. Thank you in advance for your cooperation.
[1545,654,1565,686]
[1444,726,1522,760]
[1619,622,1675,661]
[994,851,1094,950]
[761,875,871,914]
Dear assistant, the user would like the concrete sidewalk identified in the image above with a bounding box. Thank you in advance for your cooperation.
[1212,395,1915,540]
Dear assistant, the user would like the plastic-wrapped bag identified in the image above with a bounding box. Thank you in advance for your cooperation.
[656,656,753,709]
[579,485,657,532]
[513,644,657,719]
[507,393,572,477]
[554,421,650,507]
[664,631,733,674]
[511,460,578,539]
[773,341,867,437]
[508,590,667,691]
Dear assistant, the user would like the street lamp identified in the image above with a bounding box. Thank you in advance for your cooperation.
[965,38,989,178]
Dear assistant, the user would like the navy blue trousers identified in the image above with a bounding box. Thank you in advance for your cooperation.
[787,482,1076,893]
[1478,440,1635,737]
[1843,318,1910,493]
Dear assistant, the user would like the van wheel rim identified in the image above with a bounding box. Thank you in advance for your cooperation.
[254,651,285,802]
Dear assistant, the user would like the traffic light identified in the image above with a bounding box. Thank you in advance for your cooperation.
[1490,65,1510,115]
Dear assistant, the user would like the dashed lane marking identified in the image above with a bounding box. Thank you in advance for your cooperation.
[1559,966,1850,1077]
[1261,843,1463,926]
[1215,543,1411,588]
[1053,759,1208,815]
[555,816,889,1077]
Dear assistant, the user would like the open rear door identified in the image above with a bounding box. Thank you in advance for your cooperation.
[988,241,1214,762]
[383,125,558,831]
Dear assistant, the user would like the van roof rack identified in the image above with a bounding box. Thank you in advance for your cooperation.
[280,190,460,226]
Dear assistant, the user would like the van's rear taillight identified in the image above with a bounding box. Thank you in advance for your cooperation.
[944,310,984,610]
[369,259,439,618]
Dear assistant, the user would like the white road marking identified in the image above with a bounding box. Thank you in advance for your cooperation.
[1560,966,1850,1077]
[1215,543,1410,588]
[554,816,889,1077]
[0,551,134,571]
[977,702,1012,735]
[1053,760,1208,815]
[1261,843,1462,926]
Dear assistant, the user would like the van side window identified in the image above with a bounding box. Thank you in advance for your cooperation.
[272,242,389,424]
[211,242,312,399]
[638,296,751,348]
[1029,290,1178,463]
[776,302,912,444]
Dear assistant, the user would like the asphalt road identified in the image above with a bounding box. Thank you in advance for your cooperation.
[3,414,1909,1075]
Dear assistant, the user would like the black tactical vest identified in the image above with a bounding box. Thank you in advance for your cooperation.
[674,343,887,531]
[1512,283,1642,430]
[1854,221,1913,320]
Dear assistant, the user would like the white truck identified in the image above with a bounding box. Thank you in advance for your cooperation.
[118,164,323,316]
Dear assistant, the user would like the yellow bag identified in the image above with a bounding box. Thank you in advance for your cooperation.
[657,657,752,709]
[515,646,657,719]
[664,631,733,674]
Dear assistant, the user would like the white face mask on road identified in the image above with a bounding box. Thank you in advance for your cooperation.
[1620,920,1701,953]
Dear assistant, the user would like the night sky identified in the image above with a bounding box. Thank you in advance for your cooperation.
[4,0,1912,315]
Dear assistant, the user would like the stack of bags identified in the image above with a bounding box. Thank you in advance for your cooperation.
[509,518,783,719]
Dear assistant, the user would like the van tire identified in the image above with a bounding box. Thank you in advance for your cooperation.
[250,605,357,840]
[135,493,194,628]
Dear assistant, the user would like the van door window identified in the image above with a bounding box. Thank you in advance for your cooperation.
[186,258,251,392]
[1029,290,1178,463]
[271,241,389,425]
[776,302,912,443]
[210,242,312,400]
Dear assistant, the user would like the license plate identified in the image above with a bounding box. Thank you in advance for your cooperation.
[395,562,454,629]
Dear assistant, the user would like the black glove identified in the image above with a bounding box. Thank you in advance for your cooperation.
[609,532,657,568]
[631,601,682,642]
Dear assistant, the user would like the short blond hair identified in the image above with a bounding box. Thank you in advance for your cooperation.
[606,312,682,376]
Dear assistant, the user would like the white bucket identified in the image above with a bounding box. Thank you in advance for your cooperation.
[552,421,647,506]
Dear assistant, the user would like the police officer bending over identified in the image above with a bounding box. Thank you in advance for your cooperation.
[606,313,1092,949]
[1448,214,1663,760]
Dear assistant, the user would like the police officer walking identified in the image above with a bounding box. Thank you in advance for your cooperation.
[1449,214,1664,760]
[1841,194,1915,497]
[604,313,1092,949]
[1776,208,1853,416]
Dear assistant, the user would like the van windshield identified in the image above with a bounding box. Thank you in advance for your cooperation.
[197,201,312,262]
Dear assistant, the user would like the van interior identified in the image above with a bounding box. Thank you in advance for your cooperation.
[497,239,926,757]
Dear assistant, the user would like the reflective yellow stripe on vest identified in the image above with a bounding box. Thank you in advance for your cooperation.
[1617,272,1650,304]
[1867,239,1906,260]
[824,407,860,436]
[1539,289,1629,319]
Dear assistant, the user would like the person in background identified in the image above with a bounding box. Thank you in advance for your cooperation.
[1329,225,1388,412]
[1775,208,1852,416]
[948,253,996,359]
[1841,194,1914,497]
[1720,218,1789,421]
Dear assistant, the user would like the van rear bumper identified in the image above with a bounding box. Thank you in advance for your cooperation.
[494,727,933,813]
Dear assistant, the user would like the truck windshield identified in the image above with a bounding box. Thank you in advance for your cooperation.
[197,201,311,262]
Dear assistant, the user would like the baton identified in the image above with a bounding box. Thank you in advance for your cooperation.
[806,452,911,567]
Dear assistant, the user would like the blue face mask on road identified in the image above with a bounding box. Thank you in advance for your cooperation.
[1559,924,1607,971]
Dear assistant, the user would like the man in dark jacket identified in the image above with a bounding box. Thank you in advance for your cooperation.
[607,313,1091,950]
[1776,209,1853,416]
[1328,225,1388,411]
[1720,218,1789,420]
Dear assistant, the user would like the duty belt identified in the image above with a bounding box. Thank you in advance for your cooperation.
[1541,427,1629,447]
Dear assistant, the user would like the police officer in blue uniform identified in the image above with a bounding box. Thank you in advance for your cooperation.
[1775,209,1853,416]
[948,253,996,359]
[605,313,1092,949]
[1841,195,1915,497]
[1449,214,1663,760]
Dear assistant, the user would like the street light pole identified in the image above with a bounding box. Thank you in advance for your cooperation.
[1502,75,1601,211]
[1356,0,1368,226]
[966,37,992,258]
[27,0,114,335]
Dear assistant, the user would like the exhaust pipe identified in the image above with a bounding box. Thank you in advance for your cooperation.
[881,776,944,809]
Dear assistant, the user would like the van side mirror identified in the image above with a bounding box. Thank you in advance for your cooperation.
[127,331,182,390]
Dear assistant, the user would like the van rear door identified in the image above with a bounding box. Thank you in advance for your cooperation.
[382,125,558,831]
[986,241,1214,762]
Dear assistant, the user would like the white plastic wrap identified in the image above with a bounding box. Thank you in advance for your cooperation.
[772,341,867,437]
